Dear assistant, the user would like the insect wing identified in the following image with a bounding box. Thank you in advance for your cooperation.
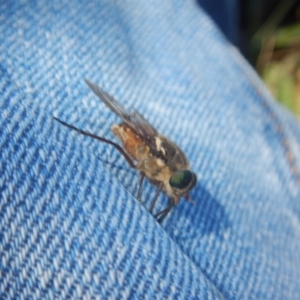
[85,79,161,157]
[85,79,130,121]
[131,110,158,146]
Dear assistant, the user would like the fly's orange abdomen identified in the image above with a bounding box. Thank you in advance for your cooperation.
[111,124,148,161]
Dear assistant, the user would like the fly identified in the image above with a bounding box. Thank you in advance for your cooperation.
[54,80,197,222]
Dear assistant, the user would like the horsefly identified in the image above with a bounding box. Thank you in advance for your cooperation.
[54,80,197,222]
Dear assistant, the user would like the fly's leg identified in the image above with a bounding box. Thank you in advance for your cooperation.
[154,199,176,223]
[53,117,135,168]
[149,182,163,213]
[184,193,195,204]
[136,172,145,202]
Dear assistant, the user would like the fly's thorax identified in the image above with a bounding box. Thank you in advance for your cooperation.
[154,135,189,171]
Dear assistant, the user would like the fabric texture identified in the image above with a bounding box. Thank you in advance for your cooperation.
[1,1,300,299]
[196,0,239,45]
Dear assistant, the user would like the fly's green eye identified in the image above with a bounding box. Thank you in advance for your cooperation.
[169,170,196,190]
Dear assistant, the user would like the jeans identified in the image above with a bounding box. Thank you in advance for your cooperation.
[1,1,300,299]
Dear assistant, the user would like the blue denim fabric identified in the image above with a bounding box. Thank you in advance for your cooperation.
[197,0,239,45]
[1,1,300,299]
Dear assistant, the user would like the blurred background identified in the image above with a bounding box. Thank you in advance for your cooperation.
[199,0,300,119]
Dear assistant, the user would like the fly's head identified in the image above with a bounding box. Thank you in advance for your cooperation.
[154,136,197,202]
[169,169,197,199]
